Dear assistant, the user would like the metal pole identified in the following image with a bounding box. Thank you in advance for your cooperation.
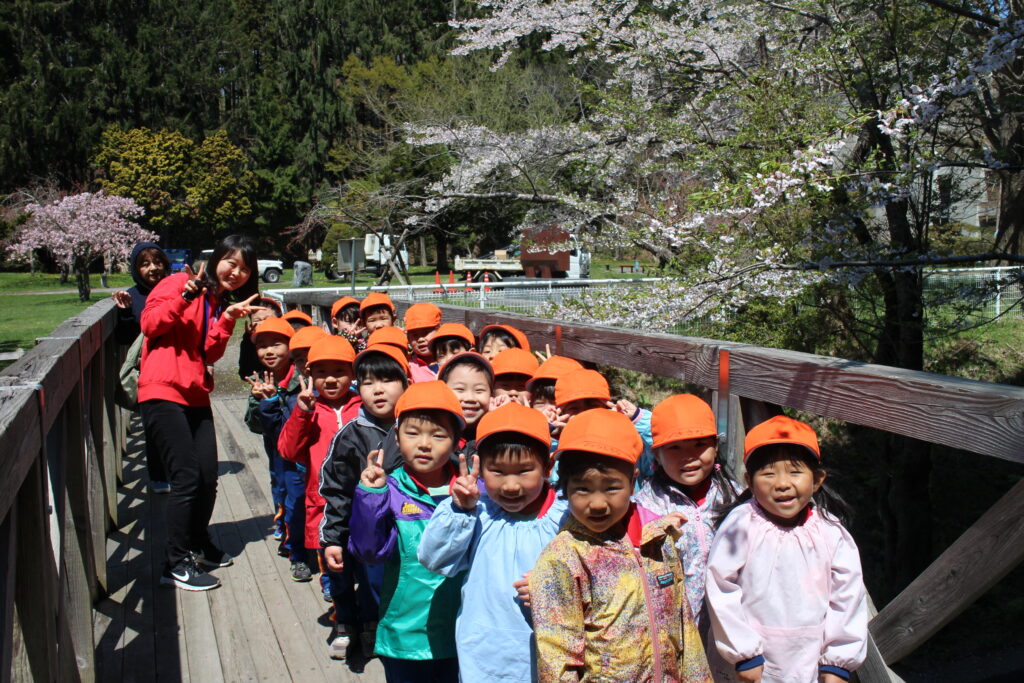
[350,240,357,296]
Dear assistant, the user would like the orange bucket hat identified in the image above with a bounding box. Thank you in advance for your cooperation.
[288,326,328,352]
[744,415,820,462]
[252,317,294,340]
[476,402,552,452]
[331,296,360,319]
[306,336,356,366]
[438,351,495,384]
[282,309,313,326]
[360,292,395,314]
[554,368,611,407]
[395,380,465,430]
[526,355,583,392]
[651,394,717,448]
[555,408,642,464]
[478,324,531,352]
[355,343,410,377]
[431,323,475,348]
[490,347,540,378]
[367,326,409,352]
[404,302,442,331]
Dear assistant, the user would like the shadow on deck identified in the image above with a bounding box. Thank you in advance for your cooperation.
[93,404,385,682]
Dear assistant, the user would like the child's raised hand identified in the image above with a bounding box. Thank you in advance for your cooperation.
[111,290,132,308]
[610,398,638,419]
[546,406,569,437]
[296,375,316,411]
[245,372,276,399]
[489,394,512,410]
[324,545,344,572]
[533,344,553,363]
[451,453,480,510]
[360,449,387,488]
[736,665,763,682]
[513,571,532,609]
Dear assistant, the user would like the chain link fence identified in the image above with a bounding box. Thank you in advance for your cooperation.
[923,266,1024,322]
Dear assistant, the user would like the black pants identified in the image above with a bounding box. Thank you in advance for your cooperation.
[140,399,218,568]
[144,430,168,483]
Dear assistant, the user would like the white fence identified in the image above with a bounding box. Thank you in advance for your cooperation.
[924,266,1024,321]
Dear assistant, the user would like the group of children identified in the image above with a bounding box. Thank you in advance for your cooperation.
[239,292,869,683]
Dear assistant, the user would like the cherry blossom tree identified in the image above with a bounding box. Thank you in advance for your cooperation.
[7,191,154,301]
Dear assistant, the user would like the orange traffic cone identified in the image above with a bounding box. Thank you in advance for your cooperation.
[464,271,473,292]
[483,271,492,292]
[448,270,455,285]
[433,271,443,293]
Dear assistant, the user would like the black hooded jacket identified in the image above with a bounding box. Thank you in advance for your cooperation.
[115,242,169,344]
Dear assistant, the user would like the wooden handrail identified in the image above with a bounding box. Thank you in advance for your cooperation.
[1,298,125,683]
[281,290,1024,678]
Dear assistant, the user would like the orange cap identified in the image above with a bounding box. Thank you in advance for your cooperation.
[355,343,410,377]
[555,408,642,464]
[744,415,820,462]
[438,351,495,384]
[476,402,552,452]
[431,323,475,348]
[526,355,583,392]
[367,326,409,352]
[479,324,531,352]
[306,336,356,366]
[331,296,360,319]
[289,326,328,352]
[651,394,717,448]
[404,302,442,331]
[360,292,395,314]
[554,368,610,407]
[282,309,313,326]
[490,347,540,379]
[252,317,294,340]
[395,380,465,430]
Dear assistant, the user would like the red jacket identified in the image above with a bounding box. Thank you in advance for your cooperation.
[139,272,236,407]
[278,392,361,548]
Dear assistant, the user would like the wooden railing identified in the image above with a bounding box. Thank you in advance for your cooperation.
[283,290,1024,682]
[0,299,125,683]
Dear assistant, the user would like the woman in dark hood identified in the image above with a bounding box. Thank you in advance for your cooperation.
[113,242,172,343]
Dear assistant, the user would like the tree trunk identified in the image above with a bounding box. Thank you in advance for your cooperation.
[434,229,449,272]
[59,264,69,285]
[419,236,429,267]
[74,257,91,301]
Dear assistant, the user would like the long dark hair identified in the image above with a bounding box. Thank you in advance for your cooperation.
[202,234,259,303]
[714,444,852,528]
[650,445,739,516]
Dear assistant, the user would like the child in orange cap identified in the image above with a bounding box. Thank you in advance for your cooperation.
[330,296,365,351]
[418,402,569,682]
[706,416,866,682]
[490,347,539,406]
[438,352,494,459]
[359,292,397,333]
[404,302,442,383]
[551,368,656,483]
[367,326,409,355]
[428,323,475,368]
[320,343,411,659]
[634,394,740,637]
[477,323,530,360]
[282,308,313,331]
[348,381,465,681]
[279,337,361,594]
[288,325,328,377]
[530,408,710,682]
[525,355,582,411]
[238,296,284,382]
[243,317,304,556]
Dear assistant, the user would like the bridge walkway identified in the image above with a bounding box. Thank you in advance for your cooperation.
[92,401,385,682]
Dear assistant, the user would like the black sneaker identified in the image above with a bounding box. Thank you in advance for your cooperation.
[290,561,312,582]
[194,545,234,569]
[160,556,220,591]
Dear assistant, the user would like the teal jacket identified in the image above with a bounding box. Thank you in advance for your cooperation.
[348,466,464,660]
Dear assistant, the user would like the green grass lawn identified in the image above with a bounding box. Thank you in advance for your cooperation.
[0,293,103,356]
[0,271,135,292]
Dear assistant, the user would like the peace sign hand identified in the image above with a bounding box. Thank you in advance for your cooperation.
[451,453,480,511]
[245,371,276,399]
[295,374,316,411]
[361,449,387,488]
[224,293,267,321]
[181,262,206,300]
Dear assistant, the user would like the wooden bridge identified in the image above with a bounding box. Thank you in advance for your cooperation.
[1,293,1022,681]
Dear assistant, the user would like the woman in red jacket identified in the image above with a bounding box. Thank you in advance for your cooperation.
[140,235,263,591]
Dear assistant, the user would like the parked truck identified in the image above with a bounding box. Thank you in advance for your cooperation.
[454,227,590,280]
